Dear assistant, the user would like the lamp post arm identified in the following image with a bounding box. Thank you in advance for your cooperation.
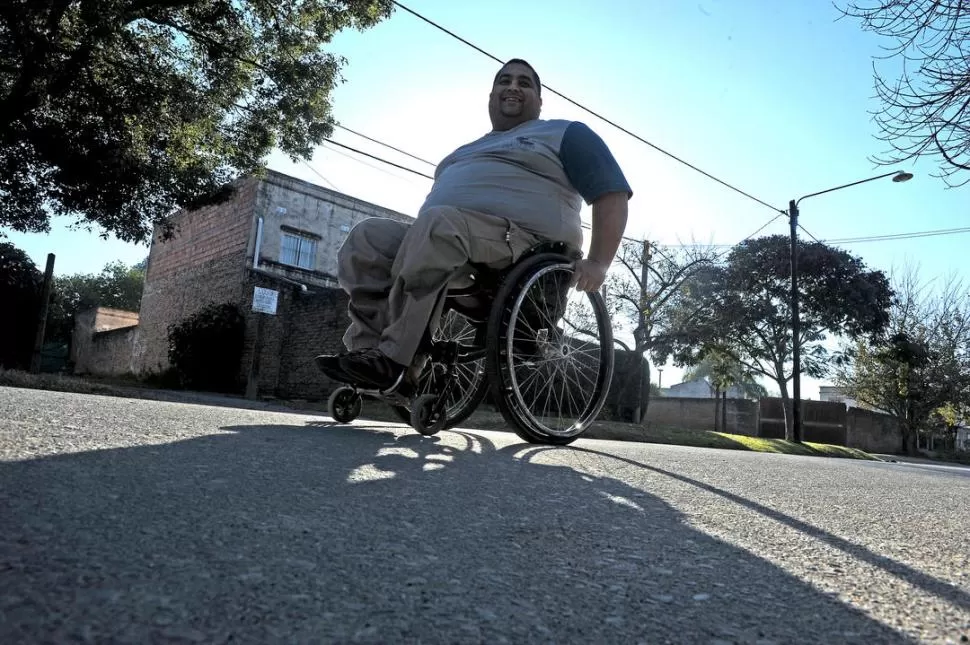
[795,170,903,207]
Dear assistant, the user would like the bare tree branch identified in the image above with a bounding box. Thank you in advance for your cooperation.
[840,0,970,185]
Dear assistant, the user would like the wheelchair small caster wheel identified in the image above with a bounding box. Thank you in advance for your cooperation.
[411,394,445,436]
[328,386,362,424]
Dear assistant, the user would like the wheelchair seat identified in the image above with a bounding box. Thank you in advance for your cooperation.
[444,240,582,322]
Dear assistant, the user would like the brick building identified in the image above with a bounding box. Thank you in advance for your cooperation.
[75,169,414,399]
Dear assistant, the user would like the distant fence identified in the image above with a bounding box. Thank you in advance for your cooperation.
[758,398,847,445]
[634,394,903,453]
[645,397,759,437]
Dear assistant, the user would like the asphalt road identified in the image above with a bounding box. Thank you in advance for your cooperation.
[1,386,968,644]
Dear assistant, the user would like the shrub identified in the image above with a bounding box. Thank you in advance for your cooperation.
[167,303,245,392]
[0,242,41,369]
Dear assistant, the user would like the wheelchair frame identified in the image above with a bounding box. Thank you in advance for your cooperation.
[327,241,615,445]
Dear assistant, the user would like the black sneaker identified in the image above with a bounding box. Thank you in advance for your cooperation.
[315,349,367,383]
[340,348,407,391]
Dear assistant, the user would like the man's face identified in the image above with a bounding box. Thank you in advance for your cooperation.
[488,62,542,131]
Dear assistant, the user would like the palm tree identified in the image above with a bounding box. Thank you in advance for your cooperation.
[684,349,767,431]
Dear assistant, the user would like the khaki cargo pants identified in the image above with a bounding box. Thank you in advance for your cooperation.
[336,205,541,367]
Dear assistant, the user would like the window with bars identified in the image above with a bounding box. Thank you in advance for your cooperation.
[280,232,317,270]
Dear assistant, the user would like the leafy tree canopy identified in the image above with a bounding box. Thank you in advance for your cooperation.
[0,0,393,242]
[655,235,893,408]
[0,240,40,291]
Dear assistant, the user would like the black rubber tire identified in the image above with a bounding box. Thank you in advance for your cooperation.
[328,386,362,424]
[390,313,488,429]
[410,393,446,436]
[484,253,614,445]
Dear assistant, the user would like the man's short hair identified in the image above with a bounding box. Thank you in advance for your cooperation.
[495,58,541,95]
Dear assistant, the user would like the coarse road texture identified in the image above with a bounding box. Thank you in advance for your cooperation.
[1,386,968,644]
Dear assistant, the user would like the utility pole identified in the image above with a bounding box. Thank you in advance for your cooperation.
[633,239,651,424]
[30,254,55,374]
[789,201,802,443]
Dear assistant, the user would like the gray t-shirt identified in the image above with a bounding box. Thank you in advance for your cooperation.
[420,118,632,248]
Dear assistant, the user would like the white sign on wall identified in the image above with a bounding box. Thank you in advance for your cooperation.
[252,287,279,315]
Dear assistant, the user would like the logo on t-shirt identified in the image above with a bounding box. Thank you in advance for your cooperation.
[514,136,536,149]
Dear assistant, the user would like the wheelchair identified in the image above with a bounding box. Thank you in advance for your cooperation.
[327,241,615,445]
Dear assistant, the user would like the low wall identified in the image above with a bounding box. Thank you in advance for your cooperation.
[83,326,139,376]
[846,407,903,453]
[758,398,848,444]
[72,307,140,376]
[645,397,759,436]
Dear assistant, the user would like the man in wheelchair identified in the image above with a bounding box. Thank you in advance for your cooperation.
[315,58,632,392]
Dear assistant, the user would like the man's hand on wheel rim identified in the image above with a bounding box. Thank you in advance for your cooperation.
[571,259,608,292]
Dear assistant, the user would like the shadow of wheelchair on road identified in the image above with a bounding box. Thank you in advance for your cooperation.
[0,419,920,644]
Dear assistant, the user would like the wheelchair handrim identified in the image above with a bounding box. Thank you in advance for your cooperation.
[503,263,613,438]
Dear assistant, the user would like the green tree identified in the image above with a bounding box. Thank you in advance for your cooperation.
[0,0,393,242]
[683,350,768,400]
[683,348,768,433]
[0,242,41,368]
[839,0,970,186]
[835,269,970,454]
[47,260,147,344]
[655,235,893,440]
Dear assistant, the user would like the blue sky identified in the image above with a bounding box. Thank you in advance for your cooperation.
[5,0,968,395]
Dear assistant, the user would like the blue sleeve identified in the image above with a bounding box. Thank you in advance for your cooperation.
[559,122,633,204]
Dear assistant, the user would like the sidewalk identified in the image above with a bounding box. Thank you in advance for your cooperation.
[871,453,970,468]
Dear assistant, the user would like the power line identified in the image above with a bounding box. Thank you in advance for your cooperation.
[321,140,426,183]
[390,0,782,214]
[299,159,340,191]
[335,124,438,167]
[326,128,652,245]
[328,127,955,268]
[654,223,970,249]
[798,224,823,244]
[824,226,970,244]
[736,213,786,246]
[323,138,436,180]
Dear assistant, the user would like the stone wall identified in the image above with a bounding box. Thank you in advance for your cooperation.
[72,307,140,375]
[85,327,140,377]
[270,285,351,400]
[755,397,903,451]
[254,171,414,286]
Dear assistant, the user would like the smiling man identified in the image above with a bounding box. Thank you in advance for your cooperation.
[316,59,633,392]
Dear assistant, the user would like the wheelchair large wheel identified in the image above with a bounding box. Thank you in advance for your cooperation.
[391,308,488,429]
[485,253,614,445]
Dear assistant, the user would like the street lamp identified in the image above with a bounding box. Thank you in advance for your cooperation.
[789,170,912,443]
